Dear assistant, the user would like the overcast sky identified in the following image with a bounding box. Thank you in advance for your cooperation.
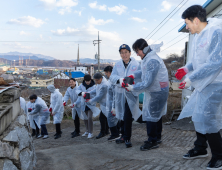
[0,0,206,61]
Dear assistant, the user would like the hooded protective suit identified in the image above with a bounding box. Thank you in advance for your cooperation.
[110,57,142,121]
[132,43,169,122]
[63,85,84,120]
[75,82,100,119]
[106,80,118,127]
[27,101,40,129]
[29,97,50,125]
[178,18,222,134]
[47,85,64,124]
[88,76,108,117]
[20,97,28,116]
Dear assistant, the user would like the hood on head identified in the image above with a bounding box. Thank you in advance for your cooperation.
[47,85,56,93]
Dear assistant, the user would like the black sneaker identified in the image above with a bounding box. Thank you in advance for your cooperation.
[96,132,106,139]
[183,149,208,160]
[116,136,124,144]
[140,141,159,151]
[207,158,222,170]
[71,131,80,138]
[31,132,36,137]
[157,139,162,144]
[125,140,132,148]
[108,135,120,142]
[71,131,75,135]
[54,131,62,136]
[54,134,61,139]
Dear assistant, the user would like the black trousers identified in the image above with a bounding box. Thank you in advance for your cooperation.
[194,131,222,159]
[99,111,109,134]
[55,123,61,135]
[110,125,119,137]
[74,112,80,133]
[41,124,48,136]
[146,117,162,142]
[118,120,124,136]
[33,120,40,135]
[123,102,134,141]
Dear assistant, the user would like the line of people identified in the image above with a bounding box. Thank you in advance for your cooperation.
[21,38,169,152]
[19,5,222,169]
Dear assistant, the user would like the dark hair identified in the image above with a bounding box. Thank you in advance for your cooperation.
[104,66,113,73]
[93,72,103,80]
[132,38,148,52]
[182,5,207,22]
[69,78,76,82]
[29,94,37,100]
[84,74,91,81]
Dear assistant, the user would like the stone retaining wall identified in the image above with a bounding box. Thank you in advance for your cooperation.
[0,88,36,170]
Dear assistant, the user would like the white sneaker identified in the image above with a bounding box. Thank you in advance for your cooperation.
[82,132,88,137]
[87,133,94,139]
[43,135,49,139]
[37,134,43,139]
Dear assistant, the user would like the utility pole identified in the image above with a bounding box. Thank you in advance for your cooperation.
[93,31,102,71]
[77,44,80,66]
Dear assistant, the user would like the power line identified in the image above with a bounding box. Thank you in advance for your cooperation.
[0,29,99,32]
[131,0,188,57]
[0,41,92,43]
[164,33,185,45]
[158,2,222,53]
[153,22,184,44]
[146,0,188,41]
[160,35,189,53]
[143,0,187,40]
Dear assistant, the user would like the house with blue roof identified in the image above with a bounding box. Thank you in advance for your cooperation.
[64,71,85,78]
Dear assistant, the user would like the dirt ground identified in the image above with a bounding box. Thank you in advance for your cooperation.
[33,119,211,170]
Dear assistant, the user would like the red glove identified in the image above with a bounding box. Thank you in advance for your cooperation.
[122,79,126,88]
[178,78,191,89]
[85,99,90,102]
[49,108,52,112]
[83,93,86,98]
[70,104,75,108]
[129,75,135,84]
[128,75,135,79]
[175,68,188,80]
[179,81,186,89]
[63,101,66,106]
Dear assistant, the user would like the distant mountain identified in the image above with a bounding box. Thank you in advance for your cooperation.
[72,58,118,64]
[0,52,55,61]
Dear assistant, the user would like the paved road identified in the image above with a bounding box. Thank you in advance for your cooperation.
[34,121,210,170]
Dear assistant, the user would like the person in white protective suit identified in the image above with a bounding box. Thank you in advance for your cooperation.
[27,95,41,138]
[47,85,64,139]
[20,97,28,117]
[110,44,142,148]
[85,72,109,139]
[63,78,82,138]
[123,39,169,151]
[28,94,50,139]
[76,74,100,139]
[175,5,222,170]
[104,66,121,141]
